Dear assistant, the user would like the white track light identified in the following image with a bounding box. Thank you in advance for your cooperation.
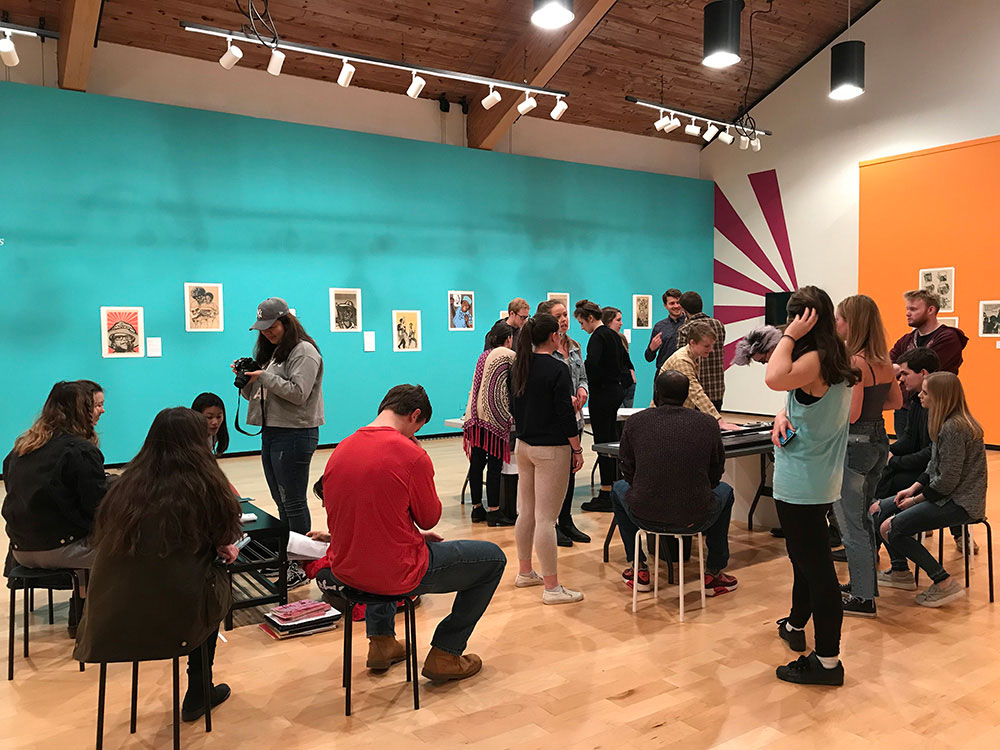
[717,127,735,145]
[684,118,702,137]
[481,86,502,110]
[517,93,537,115]
[337,60,355,87]
[267,48,285,76]
[703,123,720,142]
[1,34,20,68]
[407,72,426,98]
[663,116,681,134]
[219,40,243,70]
[654,111,670,131]
[739,135,750,150]
[532,0,575,30]
[750,137,761,152]
[550,97,568,120]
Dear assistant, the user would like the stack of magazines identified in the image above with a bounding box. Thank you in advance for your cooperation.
[259,599,341,640]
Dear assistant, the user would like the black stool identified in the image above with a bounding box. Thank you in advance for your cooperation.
[914,519,993,602]
[338,586,419,716]
[6,565,84,680]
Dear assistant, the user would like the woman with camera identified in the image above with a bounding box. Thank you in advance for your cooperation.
[236,297,324,589]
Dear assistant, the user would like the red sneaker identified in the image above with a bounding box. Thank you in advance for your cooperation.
[705,572,738,597]
[622,566,651,592]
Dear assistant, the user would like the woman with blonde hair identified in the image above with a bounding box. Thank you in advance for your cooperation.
[872,372,986,608]
[833,294,902,618]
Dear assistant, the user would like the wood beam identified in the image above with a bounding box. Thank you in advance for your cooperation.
[57,0,103,91]
[466,0,617,151]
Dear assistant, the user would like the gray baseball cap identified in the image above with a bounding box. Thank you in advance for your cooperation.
[251,297,290,330]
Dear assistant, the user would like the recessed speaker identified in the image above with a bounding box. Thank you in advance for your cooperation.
[765,292,793,326]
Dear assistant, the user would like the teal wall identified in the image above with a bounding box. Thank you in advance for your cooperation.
[0,82,714,464]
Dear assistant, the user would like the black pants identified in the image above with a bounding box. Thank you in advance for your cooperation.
[468,446,502,509]
[590,385,624,490]
[776,500,842,658]
[559,430,583,523]
[185,632,218,699]
[711,398,724,413]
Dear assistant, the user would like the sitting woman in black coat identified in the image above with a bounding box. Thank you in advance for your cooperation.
[74,407,242,722]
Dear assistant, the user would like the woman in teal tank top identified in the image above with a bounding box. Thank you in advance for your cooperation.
[764,286,860,687]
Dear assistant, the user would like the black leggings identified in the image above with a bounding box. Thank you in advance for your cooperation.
[589,385,624,489]
[186,632,218,694]
[559,430,583,523]
[776,500,843,658]
[468,447,502,509]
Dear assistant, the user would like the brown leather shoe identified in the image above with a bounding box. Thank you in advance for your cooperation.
[366,636,407,671]
[421,646,483,682]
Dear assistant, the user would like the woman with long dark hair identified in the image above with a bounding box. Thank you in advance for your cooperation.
[764,286,859,686]
[78,380,106,427]
[463,320,516,526]
[74,407,242,722]
[192,392,230,456]
[510,313,585,605]
[237,297,324,589]
[833,295,902,618]
[602,306,636,408]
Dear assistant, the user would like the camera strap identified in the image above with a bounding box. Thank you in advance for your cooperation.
[233,383,263,437]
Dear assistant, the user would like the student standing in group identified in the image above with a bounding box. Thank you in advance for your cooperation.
[575,300,627,513]
[833,295,903,618]
[659,321,741,431]
[238,297,324,589]
[675,292,726,412]
[537,299,590,547]
[192,392,230,456]
[463,320,516,527]
[644,288,687,371]
[602,306,637,408]
[872,372,986,607]
[510,313,586,604]
[764,286,859,686]
[501,297,531,349]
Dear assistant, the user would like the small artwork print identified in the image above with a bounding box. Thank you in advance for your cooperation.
[393,310,422,352]
[938,317,959,328]
[330,288,362,332]
[184,283,223,332]
[547,292,570,311]
[101,307,145,358]
[633,294,652,329]
[919,267,955,313]
[499,310,508,322]
[979,301,1000,337]
[448,291,475,331]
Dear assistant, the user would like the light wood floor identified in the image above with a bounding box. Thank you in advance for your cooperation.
[1,435,999,749]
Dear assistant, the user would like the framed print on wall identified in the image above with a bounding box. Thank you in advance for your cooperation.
[392,310,422,352]
[184,283,223,332]
[101,306,145,358]
[330,288,362,332]
[632,294,652,329]
[979,301,1000,337]
[919,266,955,313]
[448,291,475,331]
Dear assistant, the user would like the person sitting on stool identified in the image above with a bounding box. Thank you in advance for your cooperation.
[612,369,738,597]
[320,384,507,682]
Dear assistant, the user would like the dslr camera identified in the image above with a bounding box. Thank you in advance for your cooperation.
[233,357,259,389]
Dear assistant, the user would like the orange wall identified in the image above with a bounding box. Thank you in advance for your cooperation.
[860,135,1000,445]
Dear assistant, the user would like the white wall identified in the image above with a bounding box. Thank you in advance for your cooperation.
[702,0,1000,415]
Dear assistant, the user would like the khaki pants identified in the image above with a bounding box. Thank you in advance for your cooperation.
[514,443,571,577]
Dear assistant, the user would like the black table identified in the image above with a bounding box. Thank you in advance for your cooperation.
[594,425,775,563]
[225,500,289,630]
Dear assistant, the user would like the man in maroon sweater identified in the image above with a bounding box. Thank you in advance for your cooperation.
[888,289,968,436]
[321,385,506,682]
[611,370,738,597]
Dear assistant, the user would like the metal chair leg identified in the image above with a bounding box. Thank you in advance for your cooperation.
[632,530,642,614]
[984,521,994,603]
[653,534,661,602]
[23,587,29,659]
[96,663,107,750]
[73,575,85,672]
[29,588,34,613]
[678,535,685,623]
[965,525,971,588]
[172,657,180,750]
[697,533,706,612]
[603,517,617,563]
[130,662,139,733]
[938,528,944,564]
[8,584,16,681]
[202,640,213,733]
[408,600,419,710]
[403,598,412,684]
[344,601,353,716]
[47,589,54,625]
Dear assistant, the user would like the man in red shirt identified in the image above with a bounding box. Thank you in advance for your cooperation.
[321,385,506,682]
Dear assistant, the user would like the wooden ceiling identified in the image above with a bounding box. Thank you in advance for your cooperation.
[2,0,881,144]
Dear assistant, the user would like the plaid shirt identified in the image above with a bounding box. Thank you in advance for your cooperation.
[657,345,721,420]
[676,313,726,402]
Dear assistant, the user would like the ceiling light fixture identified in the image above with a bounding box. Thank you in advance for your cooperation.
[517,92,538,115]
[531,0,574,30]
[830,0,865,100]
[337,60,355,87]
[267,48,285,76]
[684,118,702,137]
[654,110,671,131]
[550,96,568,120]
[702,123,720,142]
[718,127,735,145]
[750,137,761,151]
[739,135,750,150]
[0,32,18,68]
[481,86,502,110]
[626,95,771,149]
[0,21,60,66]
[219,39,243,70]
[407,71,426,98]
[703,0,744,69]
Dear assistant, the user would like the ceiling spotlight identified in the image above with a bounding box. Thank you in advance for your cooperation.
[684,118,702,137]
[750,137,762,152]
[481,86,502,110]
[830,39,865,100]
[219,39,243,70]
[407,72,426,99]
[654,111,671,131]
[267,48,285,76]
[337,60,356,87]
[663,116,681,134]
[550,97,568,120]
[739,135,750,150]
[532,0,575,30]
[703,0,744,69]
[718,127,735,145]
[0,34,20,68]
[517,92,538,115]
[703,123,720,142]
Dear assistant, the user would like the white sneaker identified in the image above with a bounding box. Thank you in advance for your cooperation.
[515,571,544,588]
[542,585,584,605]
[915,580,966,608]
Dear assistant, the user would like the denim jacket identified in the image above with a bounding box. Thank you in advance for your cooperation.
[551,344,588,430]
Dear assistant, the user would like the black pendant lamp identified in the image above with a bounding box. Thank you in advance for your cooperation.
[830,40,865,100]
[703,0,744,69]
[532,0,574,30]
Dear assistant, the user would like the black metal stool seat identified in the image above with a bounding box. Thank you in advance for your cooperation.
[6,564,84,680]
[333,583,420,716]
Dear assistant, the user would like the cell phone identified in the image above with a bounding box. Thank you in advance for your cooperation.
[778,428,797,446]
[235,533,252,550]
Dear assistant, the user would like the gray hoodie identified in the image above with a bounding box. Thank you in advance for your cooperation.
[241,341,324,428]
[918,416,987,520]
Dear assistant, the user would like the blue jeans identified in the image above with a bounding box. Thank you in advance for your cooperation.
[874,496,969,583]
[611,479,734,573]
[622,382,636,409]
[832,424,888,601]
[260,426,318,535]
[366,540,506,655]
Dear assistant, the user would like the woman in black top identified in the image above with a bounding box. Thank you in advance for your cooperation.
[510,313,585,605]
[575,300,627,511]
[2,381,108,572]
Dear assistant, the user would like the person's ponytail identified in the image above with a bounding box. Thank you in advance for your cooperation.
[512,318,536,397]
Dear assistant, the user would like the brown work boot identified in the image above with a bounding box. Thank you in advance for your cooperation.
[421,646,483,682]
[366,636,407,671]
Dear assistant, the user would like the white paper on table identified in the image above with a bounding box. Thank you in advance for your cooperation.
[239,513,258,524]
[287,531,329,560]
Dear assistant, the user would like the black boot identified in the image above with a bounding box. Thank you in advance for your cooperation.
[486,509,515,527]
[558,518,591,543]
[556,525,573,547]
[581,495,613,512]
[182,683,232,722]
[470,504,486,523]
